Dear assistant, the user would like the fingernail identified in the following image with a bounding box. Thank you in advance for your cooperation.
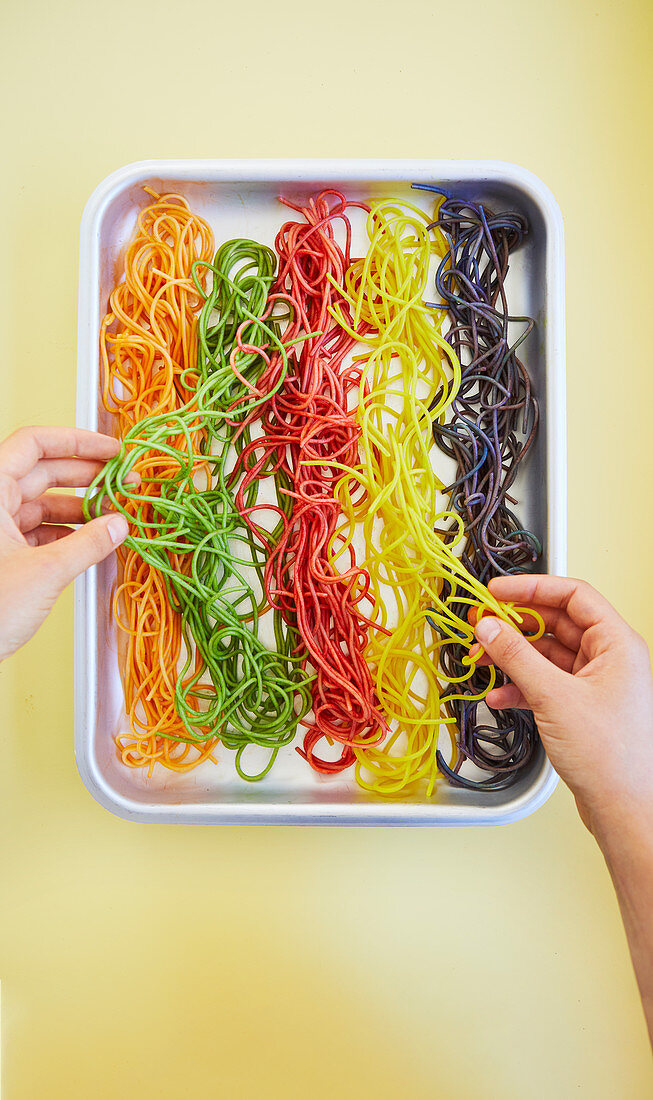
[107,515,129,545]
[475,617,501,645]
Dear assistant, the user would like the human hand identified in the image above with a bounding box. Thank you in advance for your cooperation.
[0,426,130,662]
[472,575,653,841]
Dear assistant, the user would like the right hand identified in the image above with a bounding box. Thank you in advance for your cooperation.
[472,575,653,839]
[0,425,131,662]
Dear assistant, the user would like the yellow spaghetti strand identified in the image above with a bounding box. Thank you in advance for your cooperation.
[327,198,543,796]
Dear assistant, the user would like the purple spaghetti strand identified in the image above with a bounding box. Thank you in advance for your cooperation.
[414,188,541,790]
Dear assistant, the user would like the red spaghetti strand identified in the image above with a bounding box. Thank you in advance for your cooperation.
[236,190,387,772]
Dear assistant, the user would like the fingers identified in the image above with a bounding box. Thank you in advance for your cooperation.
[17,493,86,533]
[0,426,120,481]
[530,635,577,673]
[0,472,22,514]
[487,683,528,710]
[512,604,584,652]
[485,636,588,704]
[40,513,129,588]
[488,575,623,632]
[474,615,568,710]
[24,524,74,547]
[470,601,583,652]
[472,633,578,674]
[16,459,111,504]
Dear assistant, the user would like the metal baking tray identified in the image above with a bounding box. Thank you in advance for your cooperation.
[75,159,566,824]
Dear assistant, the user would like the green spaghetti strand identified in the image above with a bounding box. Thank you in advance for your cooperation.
[85,239,313,780]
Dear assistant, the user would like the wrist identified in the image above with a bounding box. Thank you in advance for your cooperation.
[591,792,653,1050]
[588,796,653,865]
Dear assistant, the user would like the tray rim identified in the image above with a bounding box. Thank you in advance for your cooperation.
[75,157,566,826]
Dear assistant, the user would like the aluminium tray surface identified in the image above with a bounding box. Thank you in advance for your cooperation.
[75,158,566,825]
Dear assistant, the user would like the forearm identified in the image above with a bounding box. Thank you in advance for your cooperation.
[594,803,653,1047]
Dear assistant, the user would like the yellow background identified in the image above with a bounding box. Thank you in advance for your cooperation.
[1,0,652,1095]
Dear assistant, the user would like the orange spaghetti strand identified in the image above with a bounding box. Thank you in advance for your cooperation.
[101,191,217,773]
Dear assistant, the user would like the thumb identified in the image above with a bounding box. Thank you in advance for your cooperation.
[475,615,566,709]
[42,513,129,589]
